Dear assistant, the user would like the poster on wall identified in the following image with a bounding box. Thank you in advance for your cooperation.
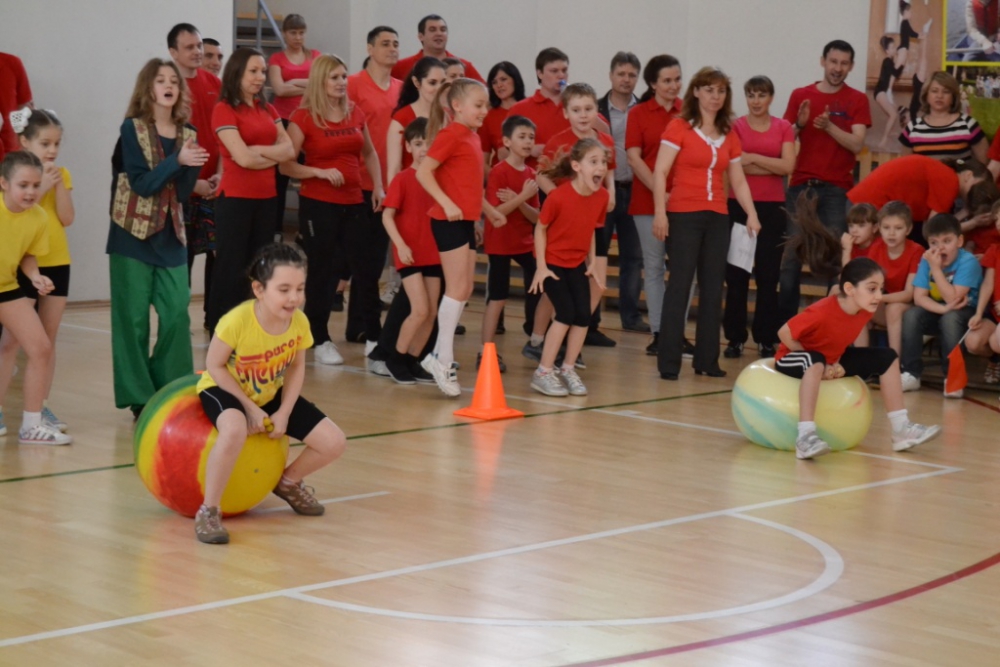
[945,0,1000,137]
[865,0,945,152]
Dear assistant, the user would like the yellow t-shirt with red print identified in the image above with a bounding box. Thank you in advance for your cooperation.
[197,300,313,406]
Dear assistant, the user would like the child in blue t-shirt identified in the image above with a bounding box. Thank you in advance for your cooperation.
[900,214,982,397]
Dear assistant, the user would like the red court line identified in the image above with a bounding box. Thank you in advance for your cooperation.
[964,395,1000,413]
[562,550,1000,666]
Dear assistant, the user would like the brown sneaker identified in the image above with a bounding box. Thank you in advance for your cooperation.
[194,505,229,544]
[273,479,325,516]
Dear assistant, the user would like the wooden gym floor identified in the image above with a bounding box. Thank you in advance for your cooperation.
[1,298,999,666]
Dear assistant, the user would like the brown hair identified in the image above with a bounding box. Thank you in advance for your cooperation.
[125,59,190,126]
[219,48,267,108]
[560,82,598,109]
[877,201,913,229]
[282,13,307,32]
[847,203,877,227]
[680,66,733,135]
[427,78,487,142]
[540,137,608,181]
[783,191,842,282]
[919,72,961,115]
[301,54,350,127]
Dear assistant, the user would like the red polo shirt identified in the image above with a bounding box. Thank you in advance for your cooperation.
[212,100,281,199]
[392,50,484,83]
[625,97,682,216]
[347,70,403,191]
[508,90,570,169]
[186,68,222,179]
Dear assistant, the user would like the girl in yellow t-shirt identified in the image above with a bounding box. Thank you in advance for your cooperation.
[194,243,346,544]
[0,109,74,434]
[0,151,71,445]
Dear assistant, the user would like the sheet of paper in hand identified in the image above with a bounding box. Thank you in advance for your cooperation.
[727,223,756,273]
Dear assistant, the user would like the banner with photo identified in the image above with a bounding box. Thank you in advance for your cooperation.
[945,0,1000,137]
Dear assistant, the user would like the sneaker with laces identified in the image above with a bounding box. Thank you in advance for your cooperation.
[531,368,568,396]
[557,367,587,395]
[521,340,543,362]
[194,505,230,544]
[892,421,941,452]
[19,423,72,446]
[555,348,586,370]
[314,340,344,365]
[273,479,325,515]
[367,357,391,376]
[421,354,462,397]
[41,406,68,433]
[795,431,831,460]
[900,372,921,392]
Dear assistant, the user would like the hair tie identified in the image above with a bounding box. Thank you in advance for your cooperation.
[9,107,31,135]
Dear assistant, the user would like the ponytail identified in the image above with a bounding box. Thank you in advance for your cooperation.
[783,191,842,282]
[426,80,453,143]
[539,137,607,182]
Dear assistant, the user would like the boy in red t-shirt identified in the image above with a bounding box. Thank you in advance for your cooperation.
[380,118,443,386]
[481,115,541,372]
[966,235,1000,387]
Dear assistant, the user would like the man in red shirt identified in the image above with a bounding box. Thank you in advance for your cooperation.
[778,40,871,324]
[391,14,484,83]
[168,23,222,326]
[0,52,33,161]
[346,26,401,345]
[507,48,571,170]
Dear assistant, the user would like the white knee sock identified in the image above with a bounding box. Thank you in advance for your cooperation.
[433,296,465,367]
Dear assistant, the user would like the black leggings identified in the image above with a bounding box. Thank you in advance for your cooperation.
[487,252,539,334]
[298,196,361,345]
[775,347,898,381]
[207,194,277,332]
[545,262,590,327]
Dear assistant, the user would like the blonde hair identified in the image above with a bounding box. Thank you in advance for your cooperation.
[301,54,350,128]
[427,78,487,142]
[125,59,190,126]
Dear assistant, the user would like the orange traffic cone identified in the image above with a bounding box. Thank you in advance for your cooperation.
[454,343,524,421]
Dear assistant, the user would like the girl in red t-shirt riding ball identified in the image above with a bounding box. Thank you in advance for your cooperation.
[775,258,940,460]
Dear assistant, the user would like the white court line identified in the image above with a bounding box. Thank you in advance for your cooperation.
[286,512,845,627]
[256,491,390,514]
[59,323,115,334]
[0,464,959,648]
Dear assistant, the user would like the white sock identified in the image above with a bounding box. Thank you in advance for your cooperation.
[888,409,908,432]
[22,411,42,429]
[537,365,552,373]
[797,421,817,439]
[530,334,544,346]
[364,340,376,356]
[433,296,465,367]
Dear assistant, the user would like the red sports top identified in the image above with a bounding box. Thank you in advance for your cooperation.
[661,118,742,215]
[485,160,538,255]
[290,107,367,205]
[867,237,924,294]
[392,50,484,83]
[847,155,959,222]
[776,295,873,365]
[625,97,683,216]
[347,70,403,191]
[186,68,222,179]
[980,244,1000,305]
[539,181,609,268]
[383,167,439,270]
[478,105,508,164]
[426,122,484,221]
[212,100,280,199]
[391,105,418,172]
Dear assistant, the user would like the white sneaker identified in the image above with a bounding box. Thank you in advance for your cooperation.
[892,421,941,452]
[314,341,344,365]
[943,388,964,399]
[19,423,72,446]
[41,406,68,432]
[421,354,461,397]
[557,367,587,396]
[367,358,390,377]
[795,431,830,460]
[531,368,568,397]
[900,372,921,392]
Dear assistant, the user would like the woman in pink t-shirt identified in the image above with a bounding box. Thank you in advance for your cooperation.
[723,76,796,360]
[268,13,321,235]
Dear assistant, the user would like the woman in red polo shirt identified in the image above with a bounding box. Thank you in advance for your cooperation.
[651,66,760,381]
[280,55,383,367]
[207,48,294,332]
[480,61,526,169]
[626,54,683,355]
[385,56,446,185]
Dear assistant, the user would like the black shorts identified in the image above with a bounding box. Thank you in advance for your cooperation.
[775,347,898,381]
[17,265,71,299]
[0,288,25,304]
[487,252,536,302]
[399,264,444,279]
[199,386,328,441]
[545,262,591,327]
[594,227,609,258]
[431,219,476,251]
